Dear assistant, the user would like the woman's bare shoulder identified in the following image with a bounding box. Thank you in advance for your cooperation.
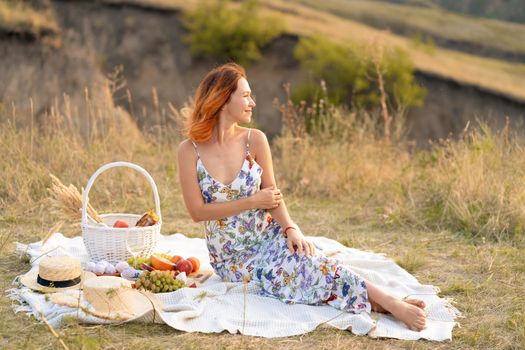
[179,138,194,149]
[178,139,197,159]
[249,128,268,144]
[248,128,270,159]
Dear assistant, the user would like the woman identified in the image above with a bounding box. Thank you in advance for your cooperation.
[178,63,427,331]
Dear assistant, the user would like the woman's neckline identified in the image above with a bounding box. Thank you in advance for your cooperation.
[198,156,249,187]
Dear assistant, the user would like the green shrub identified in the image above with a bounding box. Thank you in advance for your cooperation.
[182,0,284,65]
[293,34,426,110]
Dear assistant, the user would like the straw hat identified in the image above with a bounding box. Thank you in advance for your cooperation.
[19,256,96,293]
[50,276,158,321]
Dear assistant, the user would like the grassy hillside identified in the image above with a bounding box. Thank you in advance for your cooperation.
[266,0,525,101]
[293,0,525,59]
[104,0,525,103]
[387,0,525,24]
[3,0,525,103]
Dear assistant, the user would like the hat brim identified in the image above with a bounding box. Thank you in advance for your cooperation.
[19,270,96,294]
[50,287,156,321]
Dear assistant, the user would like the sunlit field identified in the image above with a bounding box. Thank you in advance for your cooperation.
[1,0,525,348]
[1,80,524,349]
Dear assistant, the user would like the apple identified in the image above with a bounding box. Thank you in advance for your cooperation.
[176,259,193,275]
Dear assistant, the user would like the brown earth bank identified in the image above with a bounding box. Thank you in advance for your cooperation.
[1,0,524,144]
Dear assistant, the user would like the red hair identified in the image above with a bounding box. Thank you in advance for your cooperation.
[186,63,247,142]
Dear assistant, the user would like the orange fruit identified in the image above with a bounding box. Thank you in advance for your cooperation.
[150,254,176,271]
[187,257,200,273]
[170,255,183,264]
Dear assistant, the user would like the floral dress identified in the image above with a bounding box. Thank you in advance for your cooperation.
[191,129,370,314]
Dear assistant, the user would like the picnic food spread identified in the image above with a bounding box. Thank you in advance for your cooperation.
[83,253,203,291]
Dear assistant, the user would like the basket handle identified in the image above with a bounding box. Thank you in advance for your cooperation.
[81,161,162,225]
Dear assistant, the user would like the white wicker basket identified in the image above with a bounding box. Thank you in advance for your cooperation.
[81,162,161,264]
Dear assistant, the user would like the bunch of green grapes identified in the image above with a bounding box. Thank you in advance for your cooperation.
[135,270,186,293]
[127,256,151,269]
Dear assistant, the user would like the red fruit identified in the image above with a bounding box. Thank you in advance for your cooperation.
[176,259,193,275]
[189,283,197,288]
[113,220,129,228]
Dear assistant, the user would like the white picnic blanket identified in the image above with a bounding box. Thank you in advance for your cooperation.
[8,232,460,340]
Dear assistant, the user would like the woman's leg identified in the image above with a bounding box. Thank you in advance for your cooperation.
[365,280,427,331]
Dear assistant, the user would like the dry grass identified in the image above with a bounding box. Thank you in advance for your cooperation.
[416,123,525,241]
[274,91,525,242]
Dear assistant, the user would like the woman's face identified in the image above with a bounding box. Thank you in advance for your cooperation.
[223,77,256,124]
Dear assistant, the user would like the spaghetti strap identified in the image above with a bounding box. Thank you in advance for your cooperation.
[190,140,200,158]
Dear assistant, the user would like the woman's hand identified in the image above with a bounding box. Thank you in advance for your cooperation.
[286,226,316,256]
[250,185,282,209]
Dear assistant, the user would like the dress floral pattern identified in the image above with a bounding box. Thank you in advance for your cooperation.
[191,130,370,314]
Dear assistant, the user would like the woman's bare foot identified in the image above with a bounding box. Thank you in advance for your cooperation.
[371,298,426,314]
[389,299,427,331]
[404,298,426,309]
[363,280,427,330]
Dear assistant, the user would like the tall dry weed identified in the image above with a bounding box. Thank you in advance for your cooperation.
[273,82,410,199]
[414,121,525,242]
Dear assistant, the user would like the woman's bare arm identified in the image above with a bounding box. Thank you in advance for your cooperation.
[178,139,281,222]
[250,130,293,226]
[251,130,315,256]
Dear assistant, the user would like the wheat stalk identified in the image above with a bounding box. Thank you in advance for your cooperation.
[48,174,102,223]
